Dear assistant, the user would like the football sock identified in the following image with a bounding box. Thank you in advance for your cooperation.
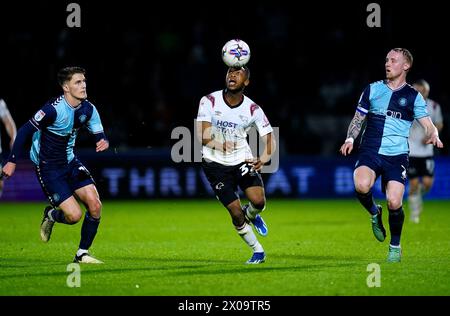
[408,192,422,218]
[76,249,89,257]
[49,208,69,224]
[388,207,404,246]
[236,222,264,253]
[356,190,379,215]
[245,202,264,220]
[79,212,100,250]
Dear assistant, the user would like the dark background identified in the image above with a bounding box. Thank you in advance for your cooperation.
[1,1,448,156]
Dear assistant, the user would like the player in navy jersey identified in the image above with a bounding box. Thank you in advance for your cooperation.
[196,66,276,264]
[1,67,109,263]
[340,48,443,262]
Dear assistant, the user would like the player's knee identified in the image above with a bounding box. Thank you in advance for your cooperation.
[251,198,266,211]
[88,199,102,219]
[355,181,372,194]
[66,211,82,224]
[387,197,402,210]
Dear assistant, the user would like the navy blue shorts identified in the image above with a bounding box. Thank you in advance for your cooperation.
[202,159,264,207]
[355,152,409,193]
[35,158,95,207]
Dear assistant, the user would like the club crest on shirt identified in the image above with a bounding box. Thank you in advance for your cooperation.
[239,115,248,124]
[398,98,407,106]
[79,114,87,123]
[34,110,46,122]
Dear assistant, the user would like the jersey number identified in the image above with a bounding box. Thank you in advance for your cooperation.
[240,164,249,176]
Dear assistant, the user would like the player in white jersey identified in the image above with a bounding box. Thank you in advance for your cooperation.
[408,80,444,223]
[0,99,17,197]
[196,66,276,264]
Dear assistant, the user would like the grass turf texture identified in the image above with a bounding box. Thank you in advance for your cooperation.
[1,199,449,296]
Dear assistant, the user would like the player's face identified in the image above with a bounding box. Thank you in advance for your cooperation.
[385,51,410,80]
[226,67,249,91]
[64,73,87,100]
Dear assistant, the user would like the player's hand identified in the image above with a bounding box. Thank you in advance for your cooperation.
[425,134,444,148]
[340,141,354,156]
[1,162,16,179]
[246,158,264,172]
[96,139,109,152]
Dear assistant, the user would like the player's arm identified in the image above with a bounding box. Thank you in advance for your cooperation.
[1,111,17,149]
[2,106,56,179]
[417,116,443,148]
[340,111,367,156]
[340,85,371,156]
[250,132,276,172]
[1,121,38,179]
[196,121,233,153]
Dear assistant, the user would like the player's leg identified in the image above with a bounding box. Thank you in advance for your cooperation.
[0,179,4,198]
[36,165,83,242]
[354,165,386,241]
[385,180,405,262]
[202,159,265,264]
[72,184,103,263]
[239,163,268,236]
[243,186,268,236]
[227,199,265,264]
[408,177,422,223]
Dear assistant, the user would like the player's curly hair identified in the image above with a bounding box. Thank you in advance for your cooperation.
[57,66,86,86]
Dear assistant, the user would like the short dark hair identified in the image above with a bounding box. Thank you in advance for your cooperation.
[228,65,250,79]
[57,66,86,86]
[391,48,413,69]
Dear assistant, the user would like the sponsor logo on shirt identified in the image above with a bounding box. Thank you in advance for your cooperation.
[34,110,46,122]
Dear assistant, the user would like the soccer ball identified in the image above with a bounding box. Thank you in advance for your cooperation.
[221,39,251,67]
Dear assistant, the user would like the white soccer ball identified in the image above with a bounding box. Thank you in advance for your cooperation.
[221,39,251,67]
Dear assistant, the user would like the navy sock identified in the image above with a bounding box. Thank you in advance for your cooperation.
[79,213,100,250]
[49,209,69,224]
[388,207,405,246]
[356,191,379,215]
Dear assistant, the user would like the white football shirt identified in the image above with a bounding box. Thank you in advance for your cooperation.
[0,99,11,154]
[409,98,443,157]
[196,90,273,166]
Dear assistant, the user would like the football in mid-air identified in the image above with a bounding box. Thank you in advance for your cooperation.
[221,39,251,67]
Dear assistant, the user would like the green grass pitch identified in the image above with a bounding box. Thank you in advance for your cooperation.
[1,199,449,296]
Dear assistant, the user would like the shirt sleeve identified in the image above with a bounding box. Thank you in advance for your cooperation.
[413,92,429,119]
[356,85,370,115]
[196,96,213,123]
[86,105,104,134]
[29,103,57,130]
[253,105,273,137]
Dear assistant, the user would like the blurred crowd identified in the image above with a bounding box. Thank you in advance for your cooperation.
[1,1,448,156]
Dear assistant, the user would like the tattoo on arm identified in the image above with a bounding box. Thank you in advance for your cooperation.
[346,112,366,140]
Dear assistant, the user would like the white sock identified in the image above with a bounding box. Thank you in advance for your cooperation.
[236,223,264,253]
[245,202,264,220]
[408,192,422,218]
[76,249,89,257]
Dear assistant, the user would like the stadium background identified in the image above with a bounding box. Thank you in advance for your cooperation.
[1,1,449,200]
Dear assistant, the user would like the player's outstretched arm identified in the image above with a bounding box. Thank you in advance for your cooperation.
[418,116,444,148]
[340,111,367,156]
